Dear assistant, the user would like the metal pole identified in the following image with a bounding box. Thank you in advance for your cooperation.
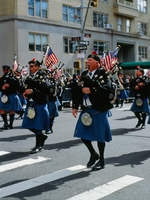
[82,0,91,34]
[80,0,84,72]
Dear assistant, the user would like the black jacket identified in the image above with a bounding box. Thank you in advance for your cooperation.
[0,71,20,95]
[72,69,114,111]
[129,75,149,98]
[23,70,52,104]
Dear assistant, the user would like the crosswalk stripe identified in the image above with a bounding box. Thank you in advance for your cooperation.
[0,156,51,173]
[66,175,144,200]
[0,165,86,198]
[0,151,10,156]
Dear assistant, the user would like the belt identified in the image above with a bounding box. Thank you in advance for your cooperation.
[82,105,95,109]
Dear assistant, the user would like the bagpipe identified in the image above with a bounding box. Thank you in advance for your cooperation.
[41,44,67,87]
[102,45,125,98]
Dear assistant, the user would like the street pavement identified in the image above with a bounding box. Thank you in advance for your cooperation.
[0,103,150,200]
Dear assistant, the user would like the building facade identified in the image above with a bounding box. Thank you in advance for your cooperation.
[0,0,150,76]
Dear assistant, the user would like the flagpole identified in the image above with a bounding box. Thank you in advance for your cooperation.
[41,43,49,66]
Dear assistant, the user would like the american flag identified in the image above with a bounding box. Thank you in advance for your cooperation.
[103,47,119,71]
[13,54,18,71]
[100,51,106,67]
[45,47,58,68]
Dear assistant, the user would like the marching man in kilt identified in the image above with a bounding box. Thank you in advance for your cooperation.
[0,65,22,130]
[72,54,114,170]
[22,58,51,154]
[130,67,150,129]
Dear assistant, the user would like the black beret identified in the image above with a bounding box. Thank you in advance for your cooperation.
[87,54,100,62]
[2,65,11,70]
[137,68,144,74]
[28,58,41,66]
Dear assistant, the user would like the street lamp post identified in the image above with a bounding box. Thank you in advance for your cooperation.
[80,0,91,72]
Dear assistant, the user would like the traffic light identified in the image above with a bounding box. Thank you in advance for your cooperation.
[74,60,81,70]
[84,60,88,69]
[91,0,98,7]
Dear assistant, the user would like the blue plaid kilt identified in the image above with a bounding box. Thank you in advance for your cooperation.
[130,97,150,113]
[22,102,50,131]
[0,93,22,111]
[47,101,59,117]
[74,109,112,142]
[18,94,27,106]
[117,89,128,99]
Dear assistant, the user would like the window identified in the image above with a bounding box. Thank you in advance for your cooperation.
[138,22,147,35]
[138,46,147,59]
[28,33,48,52]
[118,18,122,31]
[63,37,76,54]
[28,0,48,18]
[126,19,130,33]
[62,5,81,24]
[138,0,147,13]
[93,12,108,28]
[93,41,109,55]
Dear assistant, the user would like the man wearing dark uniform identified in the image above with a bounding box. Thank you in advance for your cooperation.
[22,58,51,154]
[0,65,22,129]
[72,54,114,171]
[45,70,59,134]
[130,67,150,129]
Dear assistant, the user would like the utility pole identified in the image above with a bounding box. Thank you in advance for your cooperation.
[80,0,91,72]
[80,0,85,72]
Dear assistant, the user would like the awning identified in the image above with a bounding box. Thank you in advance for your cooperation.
[119,61,150,70]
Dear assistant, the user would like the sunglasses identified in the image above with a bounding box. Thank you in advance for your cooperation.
[29,65,35,68]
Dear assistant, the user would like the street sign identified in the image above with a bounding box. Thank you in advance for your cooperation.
[71,37,81,41]
[78,40,89,46]
[76,45,87,51]
[84,33,91,37]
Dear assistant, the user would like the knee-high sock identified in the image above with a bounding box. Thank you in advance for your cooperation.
[9,114,15,127]
[81,139,96,155]
[134,112,141,121]
[36,131,42,147]
[97,142,105,162]
[141,112,146,124]
[50,117,54,131]
[120,99,124,106]
[1,113,8,124]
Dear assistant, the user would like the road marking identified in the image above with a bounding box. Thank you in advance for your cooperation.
[0,151,10,156]
[0,165,86,198]
[115,104,131,111]
[66,175,144,200]
[0,156,50,173]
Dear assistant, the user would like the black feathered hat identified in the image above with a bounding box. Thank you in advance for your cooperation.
[2,65,11,70]
[87,54,100,62]
[28,58,41,66]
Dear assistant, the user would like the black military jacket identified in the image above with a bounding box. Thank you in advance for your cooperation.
[0,71,20,94]
[129,75,149,98]
[72,68,114,111]
[23,69,52,104]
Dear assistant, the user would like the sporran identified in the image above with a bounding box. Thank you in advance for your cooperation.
[81,112,92,126]
[136,98,143,107]
[1,94,8,103]
[27,107,36,119]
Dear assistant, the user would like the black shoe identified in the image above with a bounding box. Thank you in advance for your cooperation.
[87,153,99,168]
[1,124,9,130]
[41,133,48,147]
[9,125,13,129]
[92,160,105,171]
[46,130,53,134]
[141,124,145,129]
[135,120,142,128]
[29,147,42,154]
